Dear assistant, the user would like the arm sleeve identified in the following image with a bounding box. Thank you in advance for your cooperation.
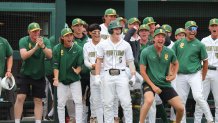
[140,49,148,66]
[44,37,52,49]
[52,45,60,69]
[96,42,104,58]
[4,39,13,57]
[170,49,177,63]
[200,43,208,61]
[124,28,137,43]
[83,45,92,69]
[77,47,84,66]
[19,37,27,49]
[125,43,134,62]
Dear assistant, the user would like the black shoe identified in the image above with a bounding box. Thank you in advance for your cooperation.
[44,115,53,121]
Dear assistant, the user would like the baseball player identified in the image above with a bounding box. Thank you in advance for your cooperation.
[100,8,117,40]
[14,22,52,123]
[53,28,83,123]
[174,28,186,41]
[172,21,214,123]
[138,24,151,53]
[0,36,13,96]
[140,28,184,123]
[143,17,169,123]
[83,23,104,123]
[95,20,136,123]
[194,18,218,123]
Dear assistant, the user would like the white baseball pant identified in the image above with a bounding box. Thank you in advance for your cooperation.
[102,70,132,123]
[176,71,213,123]
[57,81,83,123]
[194,70,217,123]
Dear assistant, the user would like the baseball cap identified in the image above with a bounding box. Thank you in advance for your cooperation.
[61,28,73,37]
[104,8,117,16]
[209,18,218,26]
[153,29,166,37]
[185,21,198,29]
[162,24,172,33]
[72,18,84,26]
[143,17,156,25]
[28,22,42,32]
[128,17,141,25]
[175,28,185,36]
[139,24,150,31]
[116,17,127,23]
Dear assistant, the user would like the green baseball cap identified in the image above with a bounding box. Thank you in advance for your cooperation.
[61,28,73,37]
[116,17,127,23]
[139,24,150,31]
[162,24,172,33]
[153,29,166,37]
[104,8,117,16]
[72,18,84,26]
[175,28,185,36]
[28,22,42,32]
[209,18,218,26]
[185,21,198,29]
[128,17,141,25]
[143,17,156,25]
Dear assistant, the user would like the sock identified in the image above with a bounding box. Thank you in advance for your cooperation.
[35,120,41,123]
[15,119,20,123]
[156,104,169,123]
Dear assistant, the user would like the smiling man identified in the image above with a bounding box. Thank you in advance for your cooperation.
[172,21,214,123]
[194,18,218,123]
[140,29,184,123]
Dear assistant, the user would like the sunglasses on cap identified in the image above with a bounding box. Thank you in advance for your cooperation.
[187,26,197,31]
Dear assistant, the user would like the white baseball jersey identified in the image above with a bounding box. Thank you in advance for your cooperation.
[96,38,134,70]
[100,23,110,40]
[201,35,218,67]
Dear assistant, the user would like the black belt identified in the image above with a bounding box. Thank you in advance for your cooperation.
[105,69,125,76]
[208,65,217,70]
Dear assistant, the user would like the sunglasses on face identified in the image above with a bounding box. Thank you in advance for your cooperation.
[91,31,100,35]
[187,27,198,31]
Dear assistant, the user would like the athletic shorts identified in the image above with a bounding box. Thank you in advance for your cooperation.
[16,75,46,98]
[142,82,178,102]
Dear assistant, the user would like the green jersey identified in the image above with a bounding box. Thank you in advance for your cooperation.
[140,45,177,88]
[53,43,83,85]
[19,36,51,80]
[0,37,13,77]
[74,34,90,74]
[172,38,208,74]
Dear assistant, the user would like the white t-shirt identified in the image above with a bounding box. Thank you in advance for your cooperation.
[100,23,110,40]
[201,35,218,67]
[96,37,134,70]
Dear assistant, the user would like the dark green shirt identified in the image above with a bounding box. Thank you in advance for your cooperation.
[0,37,13,77]
[74,34,90,74]
[140,45,177,88]
[19,36,51,80]
[53,43,83,85]
[172,38,208,74]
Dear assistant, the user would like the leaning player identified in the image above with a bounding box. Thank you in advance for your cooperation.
[194,18,218,123]
[140,28,184,123]
[95,20,136,123]
[83,23,103,123]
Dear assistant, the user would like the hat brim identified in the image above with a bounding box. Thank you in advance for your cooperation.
[62,32,73,37]
[72,23,84,26]
[154,32,166,37]
[129,20,141,25]
[185,25,198,29]
[29,28,42,32]
[146,22,156,25]
[210,23,218,26]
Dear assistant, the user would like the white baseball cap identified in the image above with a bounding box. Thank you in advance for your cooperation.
[0,75,15,90]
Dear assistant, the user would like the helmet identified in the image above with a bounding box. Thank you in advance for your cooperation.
[0,75,15,90]
[108,20,122,34]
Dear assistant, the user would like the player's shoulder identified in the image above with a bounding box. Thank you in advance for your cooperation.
[0,36,9,44]
[201,35,211,43]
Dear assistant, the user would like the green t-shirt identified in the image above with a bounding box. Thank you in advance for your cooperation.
[172,38,208,74]
[53,43,83,85]
[140,45,177,88]
[19,36,51,80]
[0,37,13,77]
[74,34,90,74]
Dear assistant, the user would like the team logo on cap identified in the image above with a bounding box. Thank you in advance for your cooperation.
[34,24,37,28]
[149,18,151,22]
[180,42,184,48]
[61,49,64,56]
[213,19,216,24]
[164,53,168,61]
[191,21,195,25]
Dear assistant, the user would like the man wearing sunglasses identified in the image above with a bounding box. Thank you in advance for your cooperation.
[172,21,214,123]
[194,18,218,123]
